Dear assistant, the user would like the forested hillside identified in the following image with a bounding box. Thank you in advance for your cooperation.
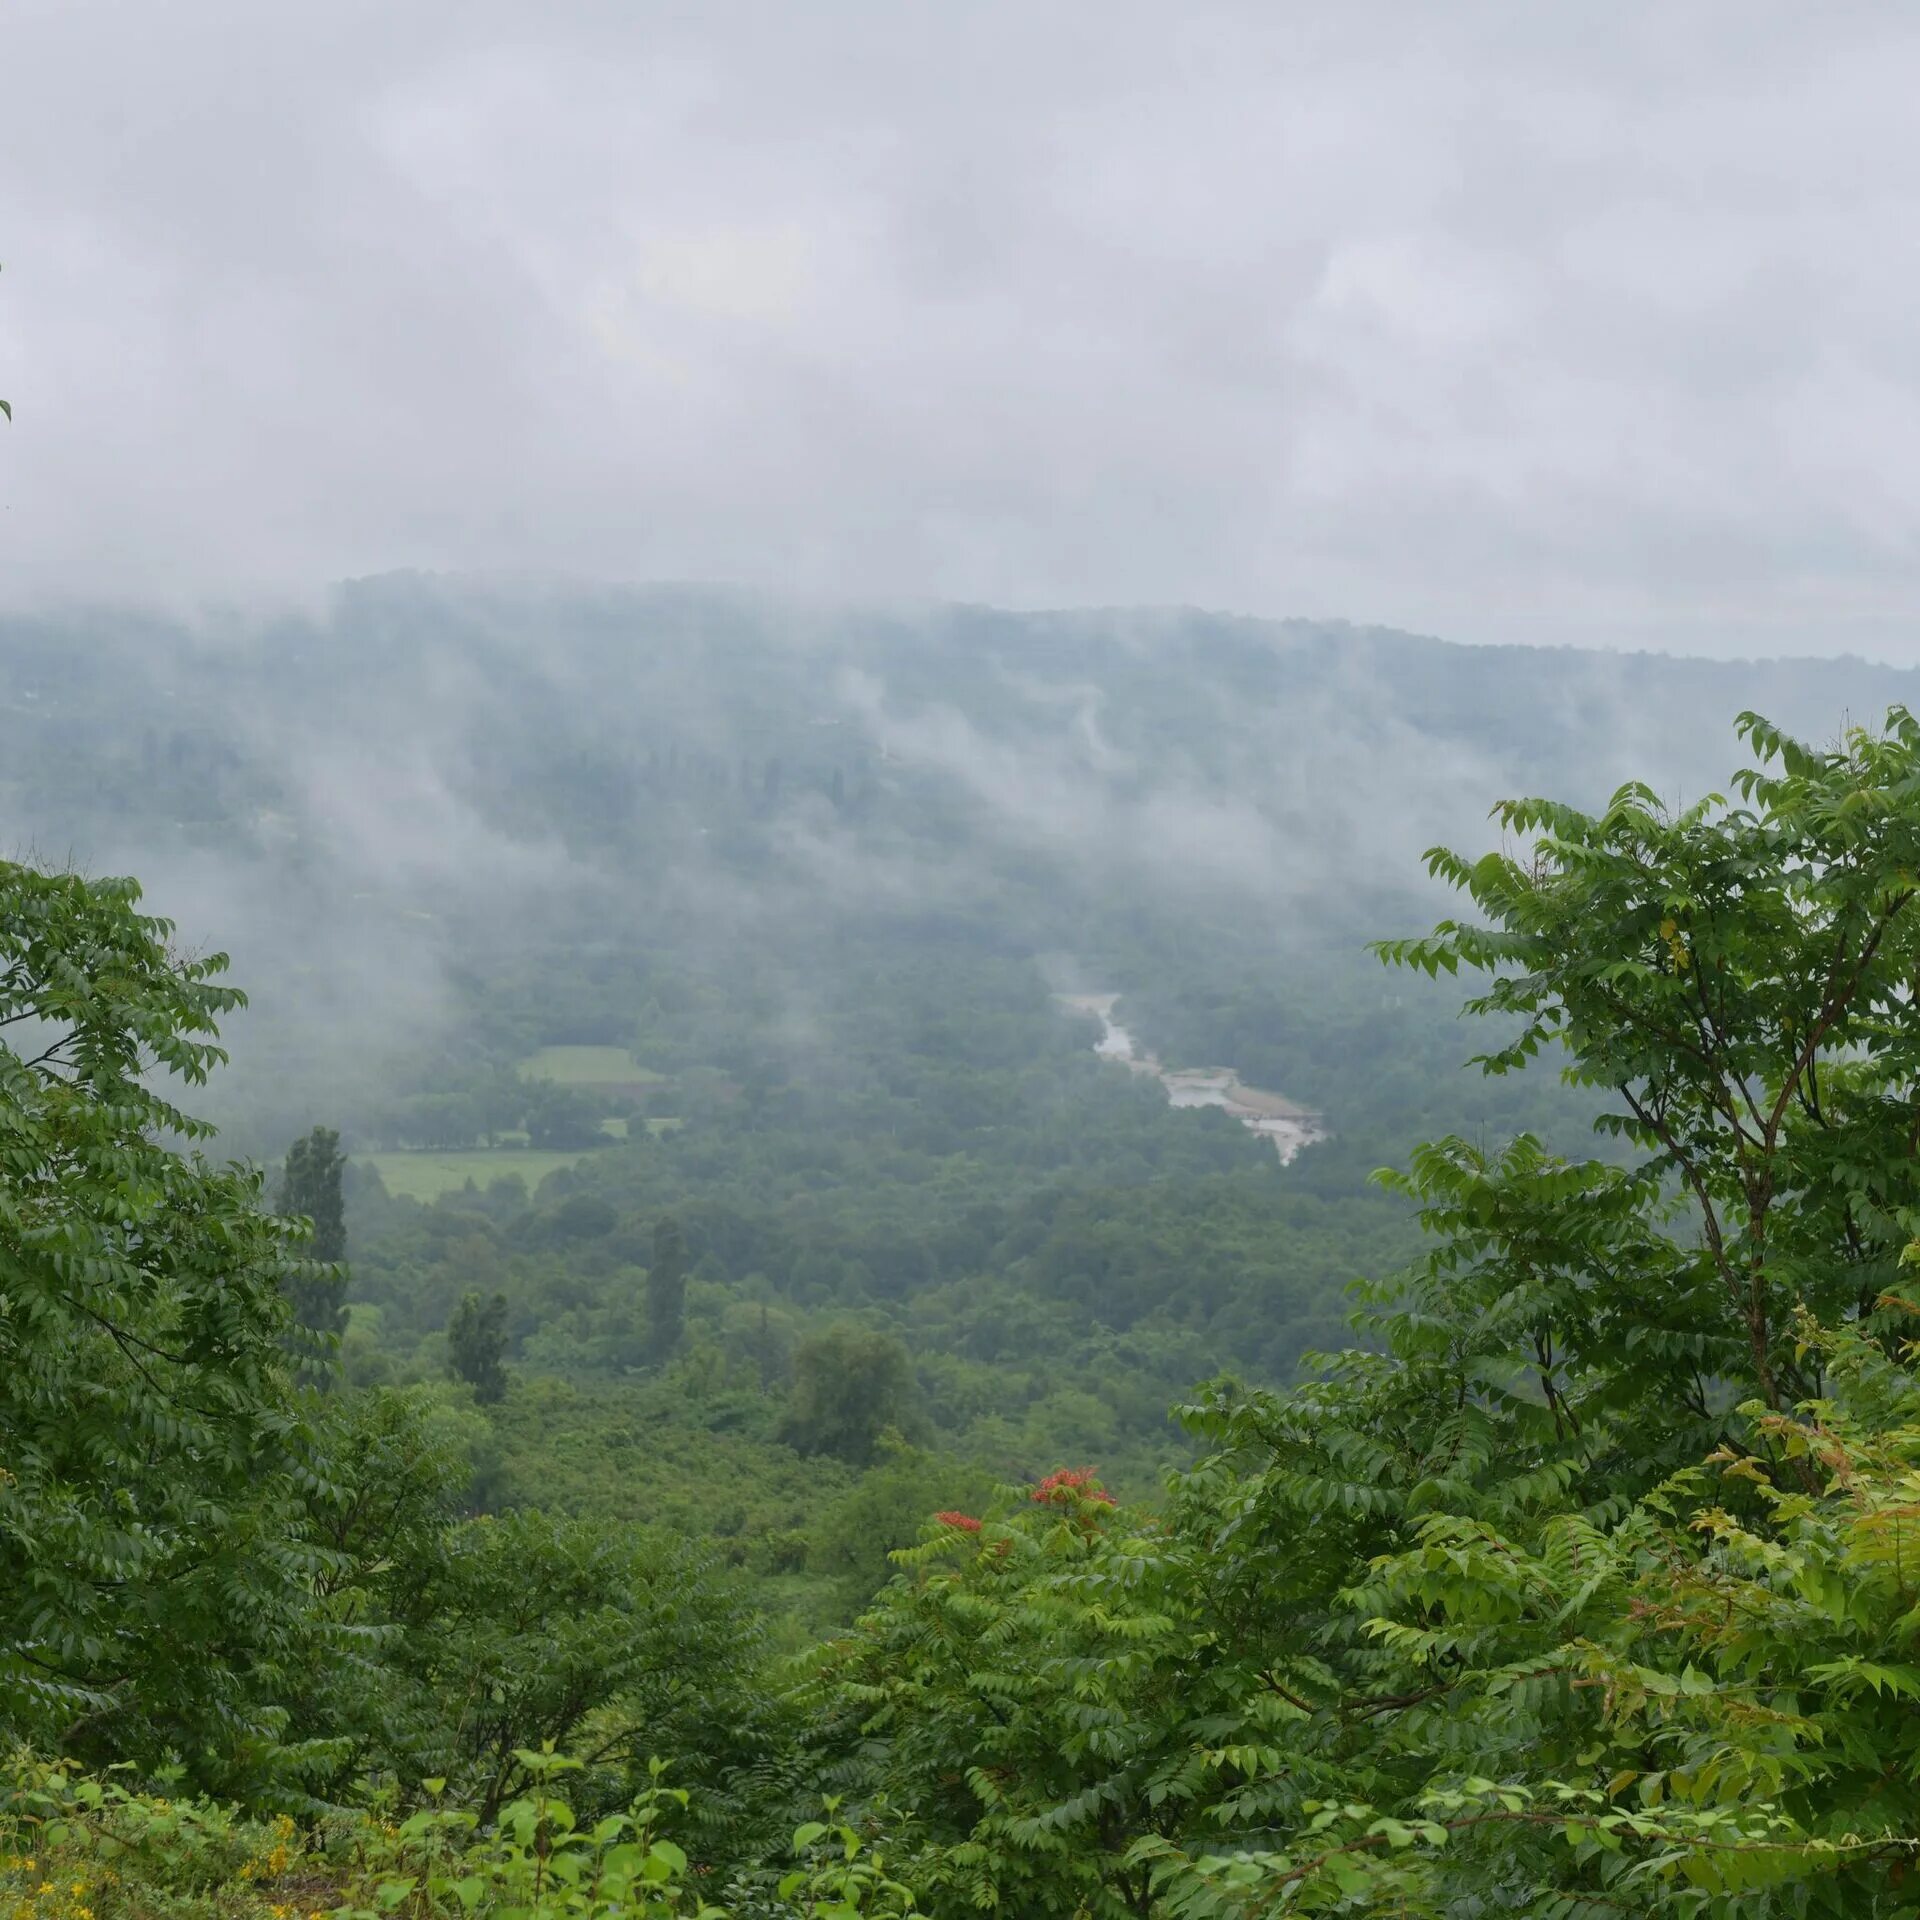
[4,588,1917,1607]
[11,601,1920,1911]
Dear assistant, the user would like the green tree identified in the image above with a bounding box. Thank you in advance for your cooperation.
[277,1383,483,1798]
[448,1288,509,1403]
[523,1080,605,1148]
[277,1122,348,1344]
[383,1510,757,1822]
[1378,705,1920,1419]
[815,1471,1201,1919]
[783,1325,917,1464]
[815,710,1920,1918]
[645,1214,689,1363]
[804,1438,998,1612]
[1145,708,1920,1911]
[0,862,317,1788]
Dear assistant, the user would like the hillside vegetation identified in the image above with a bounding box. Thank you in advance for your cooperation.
[11,690,1920,1913]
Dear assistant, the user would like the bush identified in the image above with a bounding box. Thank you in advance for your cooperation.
[0,1751,927,1919]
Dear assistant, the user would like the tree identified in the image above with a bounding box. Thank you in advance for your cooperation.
[806,1437,1000,1613]
[0,862,318,1789]
[783,1325,917,1464]
[645,1214,688,1363]
[523,1081,605,1148]
[817,1471,1197,1919]
[814,711,1920,1917]
[382,1510,758,1823]
[447,1288,508,1403]
[1146,709,1920,1911]
[276,1383,482,1800]
[277,1122,348,1343]
[1377,705,1920,1421]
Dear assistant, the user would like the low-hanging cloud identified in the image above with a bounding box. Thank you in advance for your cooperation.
[7,4,1920,656]
[834,653,1513,911]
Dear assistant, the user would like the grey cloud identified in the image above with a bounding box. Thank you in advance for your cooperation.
[5,2,1920,654]
[835,651,1513,910]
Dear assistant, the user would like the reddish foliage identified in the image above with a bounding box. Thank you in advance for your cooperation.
[1031,1467,1116,1506]
[935,1510,983,1533]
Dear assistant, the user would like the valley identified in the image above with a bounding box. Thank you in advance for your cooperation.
[5,586,1917,1913]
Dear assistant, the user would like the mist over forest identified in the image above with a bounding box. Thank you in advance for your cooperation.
[9,575,1909,1157]
[22,6,1920,1909]
[21,579,1920,1912]
[7,571,1914,1506]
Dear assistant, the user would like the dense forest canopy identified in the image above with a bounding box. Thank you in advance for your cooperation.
[10,597,1920,1914]
[4,587,1912,1495]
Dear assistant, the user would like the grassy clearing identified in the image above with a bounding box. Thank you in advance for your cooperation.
[361,1149,601,1202]
[517,1044,664,1086]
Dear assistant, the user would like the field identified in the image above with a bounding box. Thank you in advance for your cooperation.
[593,1117,682,1140]
[517,1045,665,1086]
[360,1149,601,1202]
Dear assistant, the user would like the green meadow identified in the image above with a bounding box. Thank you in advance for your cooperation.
[516,1044,665,1086]
[359,1148,600,1202]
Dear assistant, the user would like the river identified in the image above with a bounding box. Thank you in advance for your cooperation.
[1054,992,1327,1165]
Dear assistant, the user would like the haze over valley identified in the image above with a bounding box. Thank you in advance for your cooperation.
[15,7,1920,1913]
[6,576,1912,1513]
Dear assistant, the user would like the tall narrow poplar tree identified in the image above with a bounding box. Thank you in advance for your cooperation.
[447,1289,509,1404]
[278,1123,348,1342]
[644,1214,689,1363]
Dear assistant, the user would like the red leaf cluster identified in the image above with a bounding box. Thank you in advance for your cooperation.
[1031,1467,1116,1506]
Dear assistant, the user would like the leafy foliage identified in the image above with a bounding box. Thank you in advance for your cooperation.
[1376,706,1920,1417]
[0,1748,927,1919]
[368,1510,759,1824]
[782,1330,919,1467]
[814,1472,1207,1918]
[0,863,319,1789]
[796,710,1920,1915]
[26,706,1920,1916]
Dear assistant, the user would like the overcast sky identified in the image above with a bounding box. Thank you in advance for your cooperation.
[6,2,1920,657]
